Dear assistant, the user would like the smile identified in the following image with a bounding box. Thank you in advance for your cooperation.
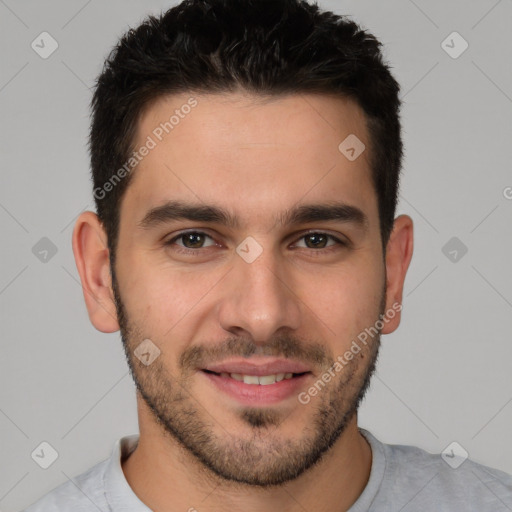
[204,370,308,385]
[200,368,312,405]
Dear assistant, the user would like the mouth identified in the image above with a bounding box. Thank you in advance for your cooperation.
[199,358,313,405]
[202,369,310,385]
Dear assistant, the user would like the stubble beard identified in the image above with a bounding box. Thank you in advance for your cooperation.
[111,265,383,487]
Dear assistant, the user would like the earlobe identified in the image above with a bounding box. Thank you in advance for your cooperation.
[72,211,120,333]
[381,215,414,335]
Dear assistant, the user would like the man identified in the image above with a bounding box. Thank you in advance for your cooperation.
[24,0,512,510]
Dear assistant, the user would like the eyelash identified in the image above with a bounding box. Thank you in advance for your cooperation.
[164,230,347,256]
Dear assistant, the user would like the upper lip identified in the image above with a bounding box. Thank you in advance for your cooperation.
[202,357,312,376]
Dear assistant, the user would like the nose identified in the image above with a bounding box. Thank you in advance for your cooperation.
[217,243,302,344]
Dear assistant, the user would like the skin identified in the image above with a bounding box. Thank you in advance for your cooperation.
[73,91,413,512]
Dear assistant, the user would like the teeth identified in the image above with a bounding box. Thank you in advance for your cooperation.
[258,375,276,385]
[223,372,296,385]
[243,375,260,385]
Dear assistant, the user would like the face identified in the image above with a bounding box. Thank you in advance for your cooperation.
[111,92,388,486]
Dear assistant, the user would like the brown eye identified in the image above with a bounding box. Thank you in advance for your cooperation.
[304,233,328,248]
[294,232,344,250]
[181,232,207,248]
[165,231,216,250]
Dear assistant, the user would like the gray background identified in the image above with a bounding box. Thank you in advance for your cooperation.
[1,0,511,510]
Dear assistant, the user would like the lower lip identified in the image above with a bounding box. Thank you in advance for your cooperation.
[201,371,311,406]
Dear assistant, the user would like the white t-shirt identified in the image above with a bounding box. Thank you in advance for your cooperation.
[23,429,512,511]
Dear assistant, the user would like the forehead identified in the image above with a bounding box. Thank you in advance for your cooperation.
[122,91,377,230]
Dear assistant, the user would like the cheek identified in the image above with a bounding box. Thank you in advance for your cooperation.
[126,270,194,323]
[302,259,384,345]
[117,254,222,340]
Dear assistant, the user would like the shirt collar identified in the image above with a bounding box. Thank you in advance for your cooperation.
[347,428,386,511]
[102,429,385,511]
[104,434,151,511]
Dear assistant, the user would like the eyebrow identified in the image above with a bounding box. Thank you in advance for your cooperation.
[138,199,368,232]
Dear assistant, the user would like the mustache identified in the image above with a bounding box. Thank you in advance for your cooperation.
[179,334,333,372]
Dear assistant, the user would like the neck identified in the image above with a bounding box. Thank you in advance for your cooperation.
[123,402,372,512]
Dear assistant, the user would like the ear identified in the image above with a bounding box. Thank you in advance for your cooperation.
[72,211,120,333]
[381,215,414,334]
